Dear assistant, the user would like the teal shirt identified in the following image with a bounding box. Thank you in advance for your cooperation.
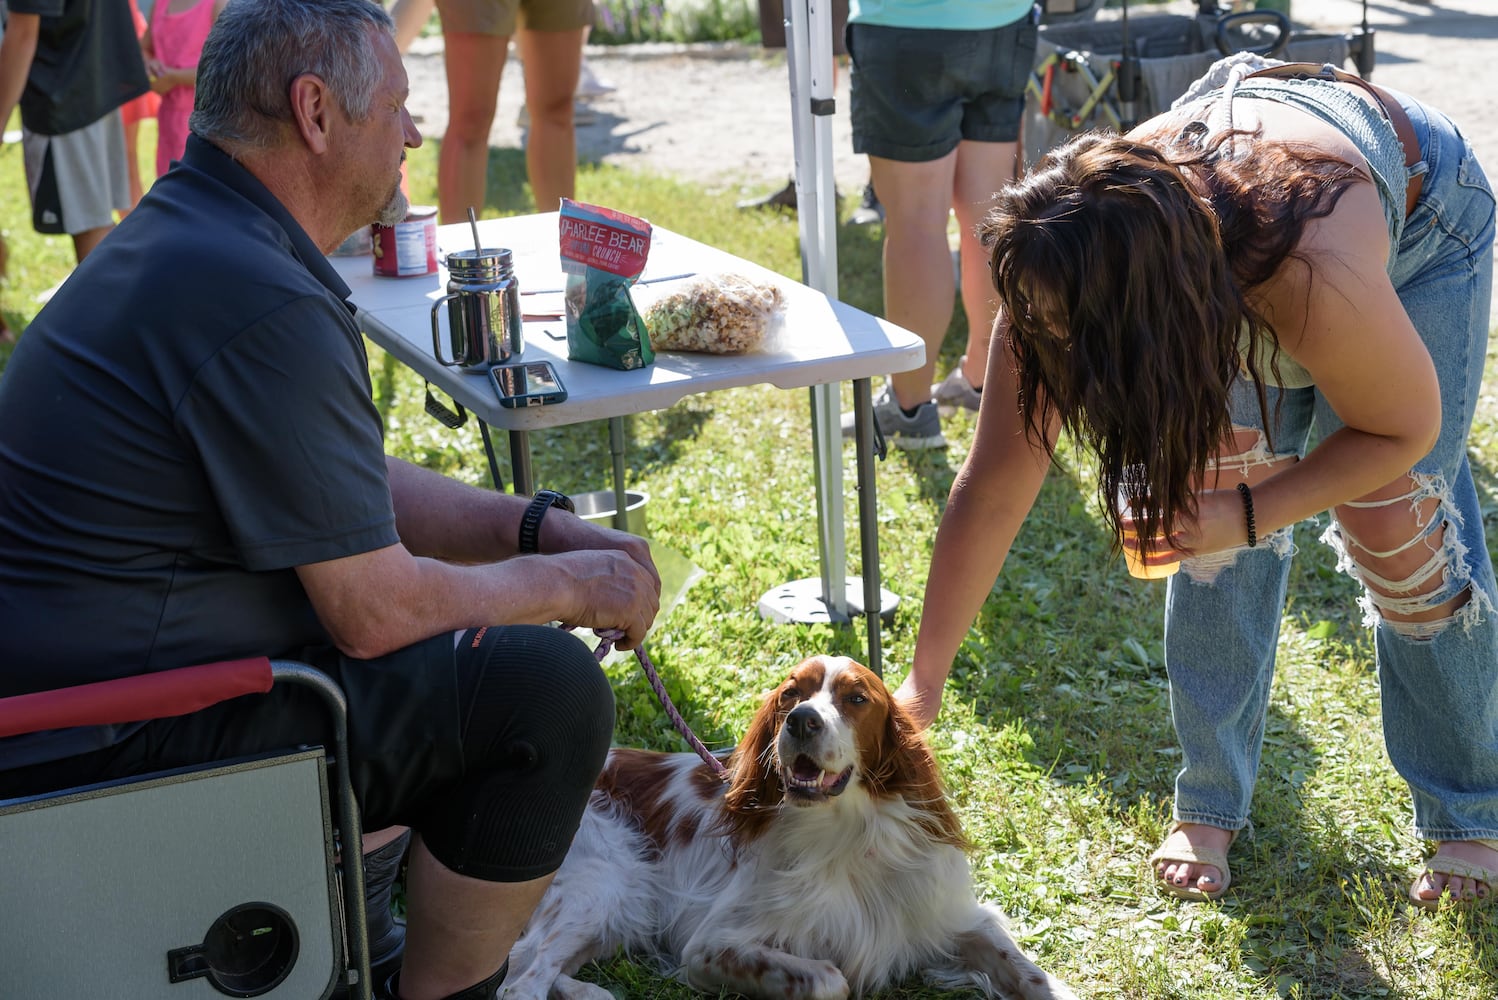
[849,0,1034,30]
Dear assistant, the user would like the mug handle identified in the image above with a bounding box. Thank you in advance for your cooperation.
[431,293,463,367]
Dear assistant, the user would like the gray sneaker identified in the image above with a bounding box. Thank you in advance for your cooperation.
[849,182,883,226]
[931,359,981,416]
[840,384,947,450]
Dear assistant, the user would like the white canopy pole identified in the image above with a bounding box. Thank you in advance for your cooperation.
[757,0,849,625]
[786,0,839,299]
[759,0,898,672]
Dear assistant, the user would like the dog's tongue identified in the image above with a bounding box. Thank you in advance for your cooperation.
[792,756,851,794]
[793,755,821,782]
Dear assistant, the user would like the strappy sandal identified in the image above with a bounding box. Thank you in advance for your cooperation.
[1409,840,1498,911]
[1149,822,1236,902]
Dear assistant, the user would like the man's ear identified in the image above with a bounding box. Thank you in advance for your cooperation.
[287,72,334,154]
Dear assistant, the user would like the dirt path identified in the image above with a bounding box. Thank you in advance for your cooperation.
[402,0,1498,202]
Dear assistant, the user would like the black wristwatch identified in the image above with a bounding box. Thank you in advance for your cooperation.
[518,489,575,554]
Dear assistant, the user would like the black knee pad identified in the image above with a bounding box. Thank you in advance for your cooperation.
[419,625,614,881]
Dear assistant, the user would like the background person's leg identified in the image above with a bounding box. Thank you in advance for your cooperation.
[950,137,1015,393]
[870,149,957,412]
[71,226,111,261]
[516,26,585,211]
[392,0,436,54]
[436,31,510,223]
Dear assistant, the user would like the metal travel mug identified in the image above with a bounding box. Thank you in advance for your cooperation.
[430,248,524,369]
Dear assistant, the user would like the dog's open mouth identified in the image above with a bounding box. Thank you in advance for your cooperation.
[783,755,852,801]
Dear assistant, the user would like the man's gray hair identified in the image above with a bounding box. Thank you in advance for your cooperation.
[190,0,395,149]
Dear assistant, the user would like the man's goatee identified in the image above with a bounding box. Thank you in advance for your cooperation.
[376,188,409,227]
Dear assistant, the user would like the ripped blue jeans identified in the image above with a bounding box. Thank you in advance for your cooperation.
[1163,95,1498,842]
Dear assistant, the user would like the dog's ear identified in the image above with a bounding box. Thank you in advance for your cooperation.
[875,693,968,847]
[722,684,784,840]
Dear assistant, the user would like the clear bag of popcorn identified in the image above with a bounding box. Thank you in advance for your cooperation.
[636,272,786,354]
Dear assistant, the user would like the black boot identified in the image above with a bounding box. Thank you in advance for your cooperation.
[364,830,410,982]
[383,959,508,1000]
[334,830,410,999]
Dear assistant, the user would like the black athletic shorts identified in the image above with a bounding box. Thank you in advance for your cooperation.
[847,15,1040,161]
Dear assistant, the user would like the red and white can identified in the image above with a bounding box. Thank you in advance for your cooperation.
[372,205,438,278]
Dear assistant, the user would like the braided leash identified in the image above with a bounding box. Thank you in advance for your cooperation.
[591,628,728,779]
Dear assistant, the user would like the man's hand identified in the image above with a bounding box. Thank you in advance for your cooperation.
[377,459,662,649]
[537,513,660,593]
[544,547,661,650]
[298,534,663,660]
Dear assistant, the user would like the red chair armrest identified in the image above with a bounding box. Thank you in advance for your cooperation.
[0,658,276,739]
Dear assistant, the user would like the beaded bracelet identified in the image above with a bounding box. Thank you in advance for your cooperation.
[1236,482,1257,548]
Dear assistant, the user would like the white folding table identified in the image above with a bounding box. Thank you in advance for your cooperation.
[331,212,923,673]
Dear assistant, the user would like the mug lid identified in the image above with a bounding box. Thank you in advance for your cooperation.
[445,247,513,266]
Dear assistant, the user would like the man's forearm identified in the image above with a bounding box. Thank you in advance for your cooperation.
[385,455,522,562]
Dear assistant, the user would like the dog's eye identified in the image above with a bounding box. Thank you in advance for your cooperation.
[778,686,799,703]
[846,693,868,705]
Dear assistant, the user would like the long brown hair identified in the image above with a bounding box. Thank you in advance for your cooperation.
[980,126,1365,555]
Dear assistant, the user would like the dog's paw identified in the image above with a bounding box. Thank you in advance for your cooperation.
[762,958,848,1000]
[798,960,850,1000]
[688,946,849,1000]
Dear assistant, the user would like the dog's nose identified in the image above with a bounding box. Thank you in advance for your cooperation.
[785,704,822,740]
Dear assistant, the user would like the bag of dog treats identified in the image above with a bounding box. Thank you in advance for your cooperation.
[559,199,654,370]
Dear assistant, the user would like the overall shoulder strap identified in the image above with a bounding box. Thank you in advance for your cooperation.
[1242,63,1423,217]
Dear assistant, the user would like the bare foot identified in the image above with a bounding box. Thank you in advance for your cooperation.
[1153,822,1235,897]
[1411,840,1498,906]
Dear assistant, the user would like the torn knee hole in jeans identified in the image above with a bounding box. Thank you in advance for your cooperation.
[1215,427,1292,479]
[1323,473,1496,639]
[1179,430,1297,583]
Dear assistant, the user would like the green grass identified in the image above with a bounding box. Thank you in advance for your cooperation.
[5,121,1498,1000]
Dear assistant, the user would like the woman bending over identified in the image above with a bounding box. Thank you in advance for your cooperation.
[899,63,1497,908]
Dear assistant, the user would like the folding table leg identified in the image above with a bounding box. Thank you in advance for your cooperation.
[851,377,884,677]
[609,417,629,533]
[509,429,534,496]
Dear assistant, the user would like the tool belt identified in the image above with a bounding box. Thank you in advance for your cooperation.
[1244,62,1424,218]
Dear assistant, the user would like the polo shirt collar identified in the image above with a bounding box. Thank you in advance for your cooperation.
[181,133,353,305]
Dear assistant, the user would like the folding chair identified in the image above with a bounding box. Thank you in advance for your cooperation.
[0,659,372,1000]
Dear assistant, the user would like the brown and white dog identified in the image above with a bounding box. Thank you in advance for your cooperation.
[501,655,1079,1000]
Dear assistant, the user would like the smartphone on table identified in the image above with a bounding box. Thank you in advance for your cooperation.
[489,360,568,408]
